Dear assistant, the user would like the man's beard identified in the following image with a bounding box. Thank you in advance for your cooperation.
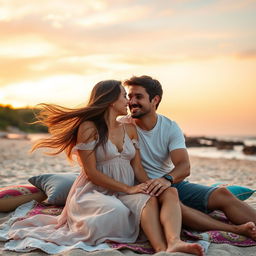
[129,104,149,118]
[131,111,147,118]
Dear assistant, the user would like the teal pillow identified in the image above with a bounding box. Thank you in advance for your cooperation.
[211,183,255,201]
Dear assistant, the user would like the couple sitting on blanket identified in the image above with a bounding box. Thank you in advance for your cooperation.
[7,76,256,256]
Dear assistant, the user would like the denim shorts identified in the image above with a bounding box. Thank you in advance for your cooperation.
[172,181,217,213]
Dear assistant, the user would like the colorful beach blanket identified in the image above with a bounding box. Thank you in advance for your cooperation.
[1,200,255,254]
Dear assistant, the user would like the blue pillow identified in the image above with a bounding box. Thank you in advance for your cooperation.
[28,173,79,205]
[211,183,255,201]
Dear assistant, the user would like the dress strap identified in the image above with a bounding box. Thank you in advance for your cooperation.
[74,140,97,151]
[123,124,140,149]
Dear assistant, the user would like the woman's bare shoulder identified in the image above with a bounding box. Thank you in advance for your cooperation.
[123,123,137,139]
[78,121,97,142]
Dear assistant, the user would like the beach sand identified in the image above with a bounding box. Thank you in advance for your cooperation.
[0,138,255,255]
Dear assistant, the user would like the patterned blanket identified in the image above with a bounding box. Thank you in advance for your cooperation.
[11,201,256,254]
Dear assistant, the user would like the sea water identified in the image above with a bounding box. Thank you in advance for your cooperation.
[188,136,256,161]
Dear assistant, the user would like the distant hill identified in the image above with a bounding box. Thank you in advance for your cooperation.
[0,105,48,133]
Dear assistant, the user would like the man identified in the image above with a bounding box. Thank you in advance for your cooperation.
[121,75,256,238]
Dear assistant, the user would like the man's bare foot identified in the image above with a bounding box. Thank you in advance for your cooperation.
[235,222,256,240]
[166,240,204,256]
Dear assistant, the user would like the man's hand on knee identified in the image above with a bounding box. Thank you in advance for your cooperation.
[146,178,171,196]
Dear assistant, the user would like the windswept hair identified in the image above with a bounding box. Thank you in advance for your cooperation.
[31,80,121,161]
[124,75,163,109]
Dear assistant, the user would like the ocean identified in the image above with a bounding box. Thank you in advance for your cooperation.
[188,136,256,161]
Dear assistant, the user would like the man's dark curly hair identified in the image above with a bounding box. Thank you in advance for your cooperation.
[124,75,163,109]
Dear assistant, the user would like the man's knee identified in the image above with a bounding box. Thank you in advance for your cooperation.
[208,187,236,209]
[211,187,234,199]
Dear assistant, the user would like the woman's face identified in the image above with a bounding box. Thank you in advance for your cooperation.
[112,86,128,115]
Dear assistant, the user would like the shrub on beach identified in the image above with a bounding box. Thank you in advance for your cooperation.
[0,104,48,133]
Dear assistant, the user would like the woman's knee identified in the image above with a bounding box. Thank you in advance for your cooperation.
[159,187,179,203]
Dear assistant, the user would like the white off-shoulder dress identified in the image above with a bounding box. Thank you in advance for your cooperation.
[6,132,151,251]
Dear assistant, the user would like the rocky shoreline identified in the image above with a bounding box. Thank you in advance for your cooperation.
[1,131,255,156]
[185,135,256,155]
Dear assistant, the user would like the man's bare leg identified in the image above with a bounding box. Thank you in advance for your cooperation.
[180,194,256,240]
[207,187,256,224]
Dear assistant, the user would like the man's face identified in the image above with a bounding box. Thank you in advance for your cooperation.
[127,85,153,118]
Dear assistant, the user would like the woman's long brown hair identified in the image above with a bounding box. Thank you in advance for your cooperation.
[31,80,121,161]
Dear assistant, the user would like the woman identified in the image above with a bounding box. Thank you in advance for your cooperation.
[7,80,204,255]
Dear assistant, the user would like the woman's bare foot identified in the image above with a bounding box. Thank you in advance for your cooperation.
[166,240,204,256]
[235,222,256,240]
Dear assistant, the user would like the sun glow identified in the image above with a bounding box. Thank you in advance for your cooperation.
[0,0,255,135]
[0,75,90,108]
[0,37,59,58]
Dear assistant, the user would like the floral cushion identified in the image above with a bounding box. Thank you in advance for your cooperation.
[0,185,46,212]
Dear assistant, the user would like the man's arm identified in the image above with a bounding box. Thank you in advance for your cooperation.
[168,148,190,183]
[146,148,190,196]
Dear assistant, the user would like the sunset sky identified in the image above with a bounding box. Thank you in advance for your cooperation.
[0,0,256,136]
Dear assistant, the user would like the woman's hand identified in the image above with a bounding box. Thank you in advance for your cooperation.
[127,183,149,194]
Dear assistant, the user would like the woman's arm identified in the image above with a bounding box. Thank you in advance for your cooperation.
[77,121,147,194]
[125,124,150,183]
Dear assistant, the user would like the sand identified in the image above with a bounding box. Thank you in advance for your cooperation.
[0,138,256,255]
